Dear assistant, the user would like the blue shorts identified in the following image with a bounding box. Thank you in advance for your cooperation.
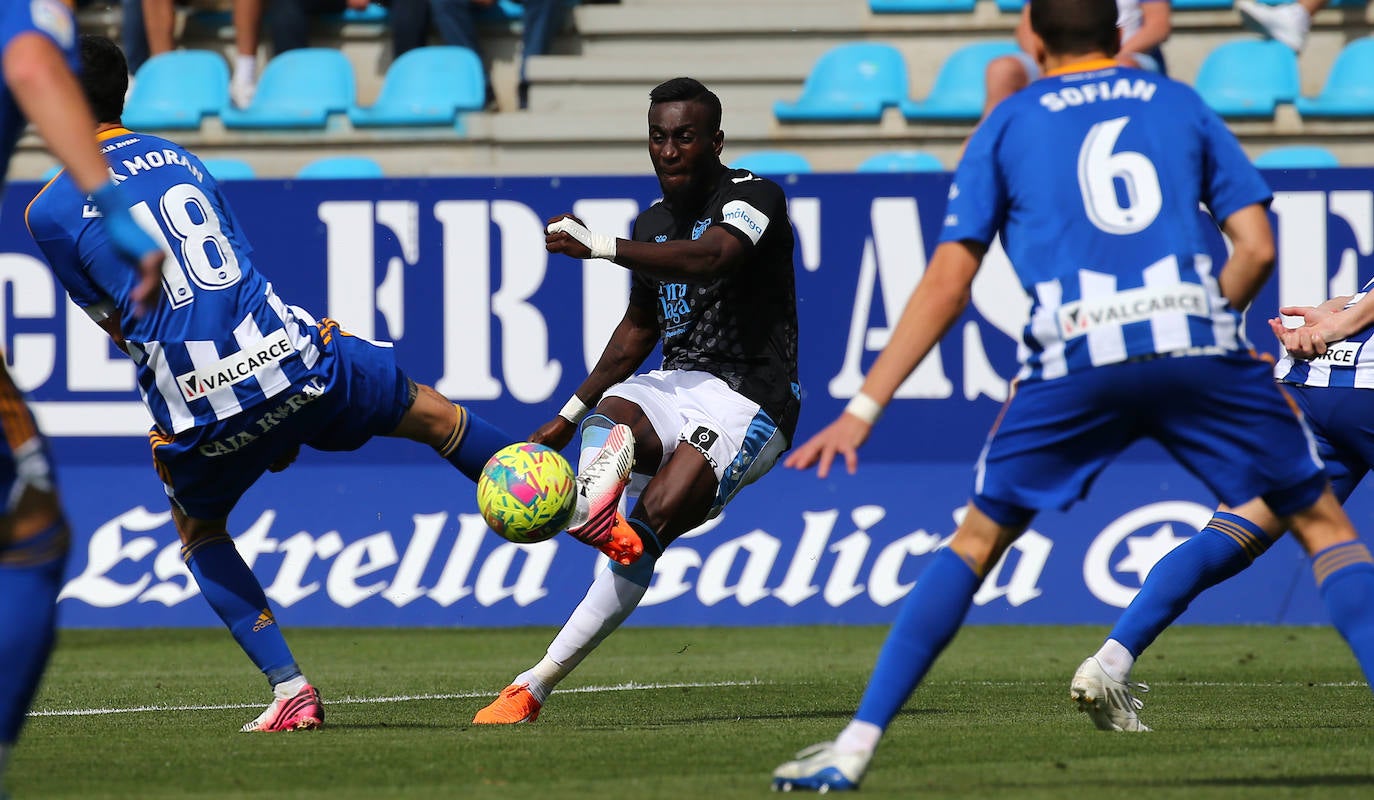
[1285,384,1374,504]
[972,354,1327,526]
[150,327,413,520]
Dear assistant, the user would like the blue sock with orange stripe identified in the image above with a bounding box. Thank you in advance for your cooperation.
[1109,512,1271,659]
[183,536,300,687]
[0,519,68,743]
[1313,541,1374,688]
[437,404,514,482]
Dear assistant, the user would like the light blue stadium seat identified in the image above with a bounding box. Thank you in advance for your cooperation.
[730,151,813,174]
[1194,40,1298,118]
[901,41,1022,121]
[1253,146,1340,169]
[870,0,977,13]
[123,51,229,130]
[856,151,945,172]
[1295,38,1374,118]
[1169,0,1233,8]
[296,157,385,180]
[39,165,62,183]
[774,43,911,123]
[349,47,484,128]
[995,0,1025,11]
[200,158,257,181]
[339,2,390,23]
[221,49,355,129]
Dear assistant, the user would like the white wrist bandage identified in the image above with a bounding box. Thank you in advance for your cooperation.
[547,218,617,260]
[844,392,884,425]
[558,395,590,424]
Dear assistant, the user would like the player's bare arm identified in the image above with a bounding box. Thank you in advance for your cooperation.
[1214,203,1276,312]
[6,33,163,312]
[1270,290,1374,359]
[546,214,747,282]
[1119,2,1171,62]
[785,240,984,478]
[529,301,660,450]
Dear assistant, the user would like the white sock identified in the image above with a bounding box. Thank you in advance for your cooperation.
[1095,639,1135,683]
[516,562,652,701]
[233,54,258,86]
[834,720,882,754]
[273,674,308,699]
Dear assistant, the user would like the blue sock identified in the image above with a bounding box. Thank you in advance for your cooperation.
[1313,541,1374,689]
[580,414,614,453]
[439,405,514,482]
[0,520,68,742]
[626,517,664,559]
[854,548,981,729]
[1110,512,1270,657]
[183,536,299,687]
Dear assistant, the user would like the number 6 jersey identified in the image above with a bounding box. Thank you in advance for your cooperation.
[941,61,1273,383]
[27,127,324,435]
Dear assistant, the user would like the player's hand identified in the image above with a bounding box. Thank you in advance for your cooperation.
[529,416,577,451]
[783,412,874,479]
[545,214,594,259]
[130,250,165,317]
[268,444,301,473]
[1271,304,1340,359]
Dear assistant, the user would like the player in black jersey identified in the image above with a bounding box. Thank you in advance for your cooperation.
[474,77,801,724]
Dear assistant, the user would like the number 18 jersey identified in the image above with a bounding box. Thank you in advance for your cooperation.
[27,127,323,435]
[941,61,1273,383]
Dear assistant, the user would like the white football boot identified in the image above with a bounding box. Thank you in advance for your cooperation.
[1070,656,1151,732]
[772,741,872,793]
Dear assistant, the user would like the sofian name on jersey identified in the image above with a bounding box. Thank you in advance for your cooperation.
[1039,77,1158,113]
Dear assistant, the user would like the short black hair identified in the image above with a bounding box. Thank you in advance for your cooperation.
[648,77,722,132]
[79,34,128,125]
[1030,0,1120,59]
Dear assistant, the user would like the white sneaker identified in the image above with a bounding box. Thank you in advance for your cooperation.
[1237,0,1311,52]
[1070,657,1151,732]
[230,79,257,110]
[564,424,642,565]
[771,741,871,793]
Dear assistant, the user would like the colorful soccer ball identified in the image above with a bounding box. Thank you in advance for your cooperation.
[477,442,577,544]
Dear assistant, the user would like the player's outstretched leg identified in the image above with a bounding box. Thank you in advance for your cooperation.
[1072,508,1275,731]
[474,552,657,724]
[0,515,68,796]
[175,513,322,733]
[563,415,642,566]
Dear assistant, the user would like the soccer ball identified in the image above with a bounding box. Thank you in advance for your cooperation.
[477,442,577,544]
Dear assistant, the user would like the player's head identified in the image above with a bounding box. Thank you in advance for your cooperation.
[78,35,128,126]
[647,77,725,199]
[1029,0,1120,59]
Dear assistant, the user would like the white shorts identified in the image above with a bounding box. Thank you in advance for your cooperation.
[606,369,788,518]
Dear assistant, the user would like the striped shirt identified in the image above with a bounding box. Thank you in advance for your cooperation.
[1276,277,1374,389]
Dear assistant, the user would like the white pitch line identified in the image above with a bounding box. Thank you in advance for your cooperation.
[946,679,1368,688]
[28,679,765,719]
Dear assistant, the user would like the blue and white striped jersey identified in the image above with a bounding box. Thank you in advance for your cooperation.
[1,0,78,192]
[27,127,324,435]
[941,61,1271,382]
[1276,277,1374,388]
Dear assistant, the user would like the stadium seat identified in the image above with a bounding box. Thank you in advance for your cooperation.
[123,51,229,130]
[349,47,485,128]
[995,0,1025,11]
[296,157,385,179]
[1194,40,1298,118]
[774,43,911,123]
[1168,0,1233,8]
[901,41,1022,121]
[856,151,945,172]
[221,49,355,129]
[339,2,390,23]
[1253,146,1340,169]
[39,165,61,183]
[730,151,813,174]
[200,158,257,181]
[870,0,977,13]
[1295,38,1374,118]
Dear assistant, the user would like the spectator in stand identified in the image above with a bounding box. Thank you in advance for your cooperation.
[980,0,1171,119]
[515,0,566,109]
[1237,0,1344,53]
[142,0,264,107]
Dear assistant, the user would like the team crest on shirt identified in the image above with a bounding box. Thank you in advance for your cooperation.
[655,234,668,243]
[31,0,75,49]
[691,218,713,240]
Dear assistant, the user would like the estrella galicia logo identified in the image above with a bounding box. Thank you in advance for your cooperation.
[691,218,712,240]
[655,234,668,243]
[1083,501,1213,608]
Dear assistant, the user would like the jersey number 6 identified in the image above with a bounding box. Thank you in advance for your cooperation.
[1076,116,1163,236]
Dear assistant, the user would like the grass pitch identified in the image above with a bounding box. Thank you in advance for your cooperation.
[10,625,1374,799]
